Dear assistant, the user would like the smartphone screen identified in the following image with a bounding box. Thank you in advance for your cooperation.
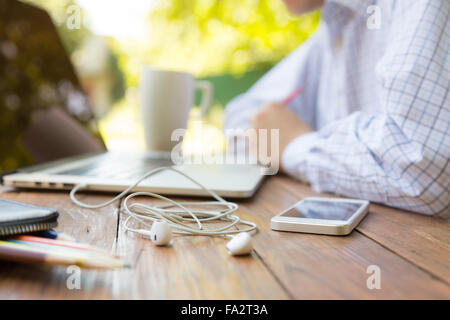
[280,199,363,221]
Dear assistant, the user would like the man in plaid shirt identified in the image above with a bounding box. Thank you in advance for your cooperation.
[225,0,449,217]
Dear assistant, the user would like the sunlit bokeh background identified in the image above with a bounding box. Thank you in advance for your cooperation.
[22,0,319,154]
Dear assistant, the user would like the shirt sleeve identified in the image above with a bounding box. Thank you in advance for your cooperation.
[224,25,325,131]
[283,0,450,217]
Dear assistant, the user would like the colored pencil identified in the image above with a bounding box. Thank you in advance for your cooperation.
[32,230,76,241]
[0,245,79,267]
[2,240,122,267]
[8,239,118,264]
[12,235,114,257]
[0,240,128,269]
[282,87,303,105]
[2,240,127,269]
[7,239,125,268]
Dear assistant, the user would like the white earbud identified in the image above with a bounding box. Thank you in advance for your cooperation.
[137,220,172,246]
[70,166,258,256]
[149,220,172,246]
[226,232,253,256]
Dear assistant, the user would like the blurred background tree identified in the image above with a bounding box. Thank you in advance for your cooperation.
[22,0,125,118]
[21,0,90,54]
[18,0,319,151]
[145,0,317,75]
[117,0,319,92]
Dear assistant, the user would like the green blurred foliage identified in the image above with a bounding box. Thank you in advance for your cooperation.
[7,0,320,155]
[22,0,125,105]
[117,0,319,88]
[1,0,94,171]
[21,0,90,54]
[22,0,319,103]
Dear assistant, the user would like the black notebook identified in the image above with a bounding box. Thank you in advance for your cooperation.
[0,198,58,237]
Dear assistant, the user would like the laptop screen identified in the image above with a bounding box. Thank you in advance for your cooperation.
[0,0,106,174]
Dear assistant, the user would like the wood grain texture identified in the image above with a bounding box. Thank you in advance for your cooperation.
[267,176,450,286]
[357,204,450,284]
[0,190,119,299]
[238,176,450,299]
[113,197,290,299]
[0,175,449,299]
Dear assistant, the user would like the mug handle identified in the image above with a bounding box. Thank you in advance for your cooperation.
[195,81,213,116]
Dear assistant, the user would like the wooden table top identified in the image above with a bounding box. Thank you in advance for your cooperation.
[0,175,449,299]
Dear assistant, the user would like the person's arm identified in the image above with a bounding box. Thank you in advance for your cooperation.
[224,25,325,131]
[283,0,450,217]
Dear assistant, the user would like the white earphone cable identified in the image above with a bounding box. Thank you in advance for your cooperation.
[69,166,257,239]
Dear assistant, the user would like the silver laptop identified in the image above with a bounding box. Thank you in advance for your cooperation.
[0,0,264,198]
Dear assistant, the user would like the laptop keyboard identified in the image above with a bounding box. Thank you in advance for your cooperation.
[56,155,174,180]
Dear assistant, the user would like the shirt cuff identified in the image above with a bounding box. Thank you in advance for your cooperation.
[281,132,319,178]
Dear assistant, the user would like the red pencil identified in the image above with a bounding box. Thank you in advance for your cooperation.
[0,240,128,269]
[12,235,114,257]
[282,87,303,105]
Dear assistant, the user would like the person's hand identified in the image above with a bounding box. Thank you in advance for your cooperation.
[250,102,312,172]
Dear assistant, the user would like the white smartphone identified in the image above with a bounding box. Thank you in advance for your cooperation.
[270,197,370,236]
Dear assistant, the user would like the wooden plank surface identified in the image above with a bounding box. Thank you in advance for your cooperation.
[357,204,450,284]
[0,175,449,299]
[267,176,450,285]
[238,176,450,299]
[0,190,119,299]
[113,200,289,299]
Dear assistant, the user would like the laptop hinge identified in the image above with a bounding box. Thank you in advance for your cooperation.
[0,170,18,185]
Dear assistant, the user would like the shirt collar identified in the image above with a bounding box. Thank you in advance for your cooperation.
[321,0,375,43]
[326,0,376,17]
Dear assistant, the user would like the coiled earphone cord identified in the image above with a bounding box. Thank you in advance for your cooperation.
[69,166,258,239]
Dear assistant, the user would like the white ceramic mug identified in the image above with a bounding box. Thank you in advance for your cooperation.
[139,67,212,152]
